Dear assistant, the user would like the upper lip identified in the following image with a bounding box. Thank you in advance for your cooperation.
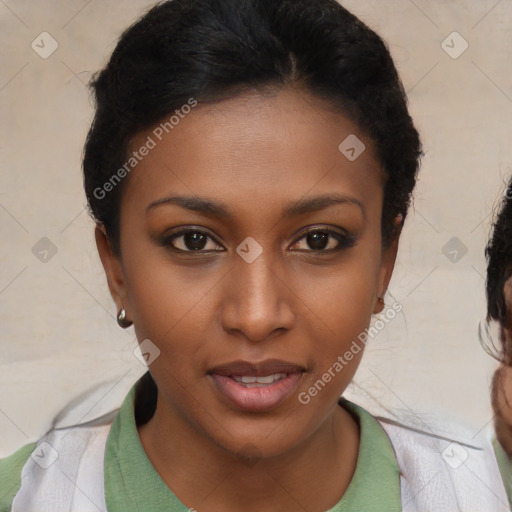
[209,359,306,377]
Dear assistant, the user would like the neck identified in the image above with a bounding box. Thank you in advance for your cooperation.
[137,398,360,512]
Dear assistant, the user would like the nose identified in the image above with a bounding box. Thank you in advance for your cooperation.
[220,248,295,343]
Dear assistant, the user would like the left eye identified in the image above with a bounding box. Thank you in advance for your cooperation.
[290,229,355,252]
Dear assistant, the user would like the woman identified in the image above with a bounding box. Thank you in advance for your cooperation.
[1,0,507,510]
[485,178,512,504]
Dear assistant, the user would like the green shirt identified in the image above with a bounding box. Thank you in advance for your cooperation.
[1,374,402,511]
[493,437,512,507]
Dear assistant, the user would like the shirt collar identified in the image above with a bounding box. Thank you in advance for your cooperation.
[104,373,401,511]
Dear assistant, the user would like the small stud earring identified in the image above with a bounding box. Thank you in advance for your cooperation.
[117,307,133,328]
[378,297,385,306]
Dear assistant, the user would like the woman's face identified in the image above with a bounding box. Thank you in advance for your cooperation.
[97,87,399,458]
[504,277,512,344]
[491,277,512,454]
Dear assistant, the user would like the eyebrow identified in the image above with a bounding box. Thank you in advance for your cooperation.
[146,193,365,219]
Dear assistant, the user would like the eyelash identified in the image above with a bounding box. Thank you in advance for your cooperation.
[160,227,356,254]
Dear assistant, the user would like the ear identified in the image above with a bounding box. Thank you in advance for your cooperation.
[95,224,129,317]
[373,215,403,314]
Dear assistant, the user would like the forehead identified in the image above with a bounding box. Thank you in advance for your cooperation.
[121,88,384,221]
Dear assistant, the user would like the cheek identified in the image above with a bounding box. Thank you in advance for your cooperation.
[493,367,512,423]
[295,252,382,376]
[121,224,210,314]
[302,272,376,343]
[123,251,221,369]
[307,244,381,323]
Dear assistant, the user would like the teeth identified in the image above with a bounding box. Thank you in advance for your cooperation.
[237,376,257,384]
[232,373,287,387]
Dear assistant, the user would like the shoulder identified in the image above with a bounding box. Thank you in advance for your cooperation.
[377,417,510,511]
[0,442,37,512]
[0,374,138,512]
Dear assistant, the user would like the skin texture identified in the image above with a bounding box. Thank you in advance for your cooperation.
[96,87,401,512]
[493,278,512,455]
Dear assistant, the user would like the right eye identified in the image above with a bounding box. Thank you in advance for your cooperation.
[161,228,225,253]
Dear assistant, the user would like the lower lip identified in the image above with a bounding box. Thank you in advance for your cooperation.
[209,373,303,412]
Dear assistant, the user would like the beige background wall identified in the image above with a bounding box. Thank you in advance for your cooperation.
[1,0,511,455]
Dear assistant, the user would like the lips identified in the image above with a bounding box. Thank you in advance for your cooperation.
[208,359,305,412]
